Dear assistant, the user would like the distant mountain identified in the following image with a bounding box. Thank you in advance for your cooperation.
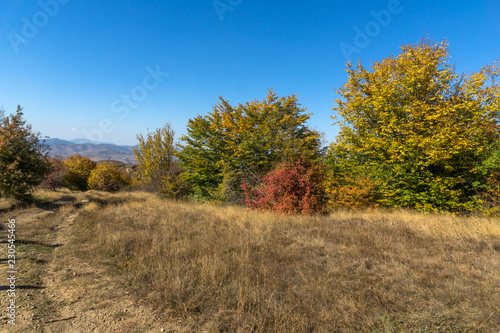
[45,138,75,145]
[69,138,102,145]
[69,138,122,145]
[44,138,138,165]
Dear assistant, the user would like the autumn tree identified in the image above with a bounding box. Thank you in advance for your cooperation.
[133,124,181,196]
[88,162,130,192]
[0,106,51,199]
[329,40,500,211]
[63,155,97,191]
[177,90,323,202]
[323,146,381,209]
[474,135,500,214]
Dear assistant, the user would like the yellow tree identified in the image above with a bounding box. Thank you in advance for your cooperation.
[63,155,97,191]
[88,162,130,192]
[328,40,500,211]
[133,123,176,193]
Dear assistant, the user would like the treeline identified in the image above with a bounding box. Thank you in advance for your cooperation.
[137,40,500,214]
[1,40,499,214]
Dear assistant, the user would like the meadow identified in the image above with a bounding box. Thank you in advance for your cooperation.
[3,189,498,332]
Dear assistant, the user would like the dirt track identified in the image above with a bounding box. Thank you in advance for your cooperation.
[0,194,177,333]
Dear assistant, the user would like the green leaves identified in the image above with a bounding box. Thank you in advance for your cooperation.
[0,106,50,199]
[177,90,323,202]
[329,40,500,211]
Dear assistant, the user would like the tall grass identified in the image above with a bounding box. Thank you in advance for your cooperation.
[73,194,500,332]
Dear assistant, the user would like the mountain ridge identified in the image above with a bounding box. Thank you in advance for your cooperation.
[44,138,138,165]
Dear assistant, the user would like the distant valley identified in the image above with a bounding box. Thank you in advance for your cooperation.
[44,138,138,165]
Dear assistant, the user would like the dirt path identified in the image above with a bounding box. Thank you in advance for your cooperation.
[0,195,180,333]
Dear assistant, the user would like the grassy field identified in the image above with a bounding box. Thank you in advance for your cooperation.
[2,189,500,332]
[74,191,500,332]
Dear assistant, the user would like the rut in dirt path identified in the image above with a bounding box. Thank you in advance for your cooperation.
[1,195,177,333]
[0,196,79,332]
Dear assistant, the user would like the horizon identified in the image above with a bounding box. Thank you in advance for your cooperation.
[43,137,136,146]
[1,0,499,146]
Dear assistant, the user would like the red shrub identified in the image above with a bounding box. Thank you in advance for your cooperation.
[241,159,325,215]
[40,158,67,190]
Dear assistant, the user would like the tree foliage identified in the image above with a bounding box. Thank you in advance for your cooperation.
[88,162,130,192]
[0,106,50,199]
[133,124,180,196]
[178,90,323,201]
[329,40,500,211]
[323,151,380,210]
[63,155,97,191]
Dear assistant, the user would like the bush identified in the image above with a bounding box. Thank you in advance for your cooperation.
[88,162,130,192]
[0,106,51,199]
[157,162,191,199]
[241,159,325,215]
[63,155,97,191]
[40,157,67,190]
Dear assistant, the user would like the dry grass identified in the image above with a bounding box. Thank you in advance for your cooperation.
[71,194,500,332]
[0,196,16,210]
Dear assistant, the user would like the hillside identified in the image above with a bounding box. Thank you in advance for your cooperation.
[1,189,499,332]
[44,138,138,165]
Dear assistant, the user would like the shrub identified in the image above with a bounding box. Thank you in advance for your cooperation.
[40,157,67,190]
[241,159,325,215]
[157,162,191,199]
[63,155,97,191]
[88,162,130,192]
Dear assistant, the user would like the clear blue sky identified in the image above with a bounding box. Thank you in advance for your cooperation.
[1,0,499,145]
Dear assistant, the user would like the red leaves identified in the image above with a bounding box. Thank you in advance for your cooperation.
[241,159,325,215]
[40,158,67,190]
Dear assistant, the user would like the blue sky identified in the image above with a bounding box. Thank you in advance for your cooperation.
[0,0,499,145]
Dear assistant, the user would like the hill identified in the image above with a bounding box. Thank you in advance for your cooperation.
[44,138,138,165]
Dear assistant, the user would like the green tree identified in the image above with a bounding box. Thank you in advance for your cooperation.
[177,90,323,201]
[133,124,179,196]
[63,155,97,191]
[329,40,500,211]
[0,106,50,199]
